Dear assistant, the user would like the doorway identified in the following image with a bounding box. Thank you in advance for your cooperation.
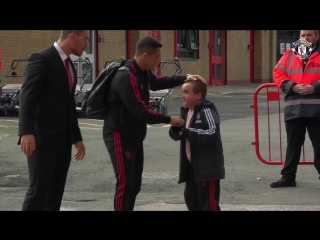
[209,30,226,85]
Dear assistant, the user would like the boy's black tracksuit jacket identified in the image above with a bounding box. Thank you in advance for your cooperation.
[169,98,225,183]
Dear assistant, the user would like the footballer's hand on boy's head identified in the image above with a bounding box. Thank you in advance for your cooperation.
[186,74,207,85]
[193,75,207,85]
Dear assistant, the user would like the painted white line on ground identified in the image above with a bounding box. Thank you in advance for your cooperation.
[0,125,17,128]
[60,207,76,211]
[79,123,103,127]
[81,119,104,122]
[0,119,19,123]
[80,127,102,130]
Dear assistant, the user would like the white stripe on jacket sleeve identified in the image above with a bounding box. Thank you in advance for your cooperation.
[189,108,216,135]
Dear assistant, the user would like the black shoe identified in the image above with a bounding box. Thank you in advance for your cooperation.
[269,178,296,188]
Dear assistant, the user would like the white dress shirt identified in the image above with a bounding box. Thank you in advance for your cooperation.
[53,42,74,84]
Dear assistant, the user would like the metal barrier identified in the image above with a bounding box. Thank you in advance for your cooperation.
[250,83,313,165]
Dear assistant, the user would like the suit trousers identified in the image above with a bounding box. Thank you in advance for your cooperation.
[21,143,72,211]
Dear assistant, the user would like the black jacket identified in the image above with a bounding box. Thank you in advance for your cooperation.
[169,99,225,183]
[103,59,187,142]
[18,45,82,149]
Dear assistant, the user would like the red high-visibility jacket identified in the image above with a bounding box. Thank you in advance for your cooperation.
[273,41,320,121]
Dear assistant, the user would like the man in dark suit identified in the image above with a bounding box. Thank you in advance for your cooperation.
[18,30,87,211]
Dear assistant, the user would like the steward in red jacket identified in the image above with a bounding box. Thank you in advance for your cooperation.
[271,30,320,188]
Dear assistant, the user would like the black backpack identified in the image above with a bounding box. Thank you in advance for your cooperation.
[81,59,128,119]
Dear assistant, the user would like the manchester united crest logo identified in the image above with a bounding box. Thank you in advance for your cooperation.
[125,151,131,158]
[291,39,313,59]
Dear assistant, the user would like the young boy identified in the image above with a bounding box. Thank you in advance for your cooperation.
[169,78,225,211]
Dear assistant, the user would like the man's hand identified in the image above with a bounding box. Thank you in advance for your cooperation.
[292,84,314,95]
[170,116,184,127]
[300,84,314,95]
[186,74,207,85]
[74,141,86,161]
[292,84,303,93]
[21,134,36,156]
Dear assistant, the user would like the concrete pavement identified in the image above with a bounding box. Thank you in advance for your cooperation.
[1,83,320,211]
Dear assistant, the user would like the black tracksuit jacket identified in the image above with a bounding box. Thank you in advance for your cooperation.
[103,59,187,142]
[169,99,225,183]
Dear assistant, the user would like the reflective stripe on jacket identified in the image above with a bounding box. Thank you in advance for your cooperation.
[273,42,320,121]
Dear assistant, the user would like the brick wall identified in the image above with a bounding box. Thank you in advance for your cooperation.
[99,30,126,72]
[270,30,277,82]
[0,30,127,85]
[226,30,277,84]
[261,30,277,83]
[0,30,279,87]
[157,30,175,76]
[0,30,60,86]
[255,30,277,83]
[129,30,149,58]
[254,31,262,82]
[226,30,250,84]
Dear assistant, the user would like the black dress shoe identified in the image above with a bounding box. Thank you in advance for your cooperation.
[269,178,296,188]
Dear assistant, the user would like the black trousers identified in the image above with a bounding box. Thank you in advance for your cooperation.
[21,144,72,211]
[184,165,221,211]
[103,131,144,211]
[281,117,320,180]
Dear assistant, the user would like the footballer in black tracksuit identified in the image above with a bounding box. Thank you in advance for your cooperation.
[169,99,225,211]
[103,59,187,211]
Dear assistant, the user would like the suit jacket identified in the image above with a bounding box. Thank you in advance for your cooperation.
[18,45,82,150]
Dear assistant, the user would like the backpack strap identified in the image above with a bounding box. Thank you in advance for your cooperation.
[118,59,130,71]
[118,66,129,71]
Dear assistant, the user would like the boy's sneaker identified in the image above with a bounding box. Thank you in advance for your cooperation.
[269,178,296,188]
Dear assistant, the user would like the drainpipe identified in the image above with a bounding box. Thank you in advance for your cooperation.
[225,31,227,85]
[96,30,101,76]
[248,30,254,83]
[174,30,178,58]
[126,30,131,59]
[208,31,212,86]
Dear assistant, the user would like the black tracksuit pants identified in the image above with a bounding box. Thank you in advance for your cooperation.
[184,163,221,211]
[281,117,320,181]
[103,130,144,211]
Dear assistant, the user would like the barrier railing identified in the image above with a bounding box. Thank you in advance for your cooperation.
[250,83,313,165]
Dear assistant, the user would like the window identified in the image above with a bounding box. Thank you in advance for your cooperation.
[175,30,199,59]
[276,30,300,62]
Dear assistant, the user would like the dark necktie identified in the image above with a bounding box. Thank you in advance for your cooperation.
[65,57,73,95]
